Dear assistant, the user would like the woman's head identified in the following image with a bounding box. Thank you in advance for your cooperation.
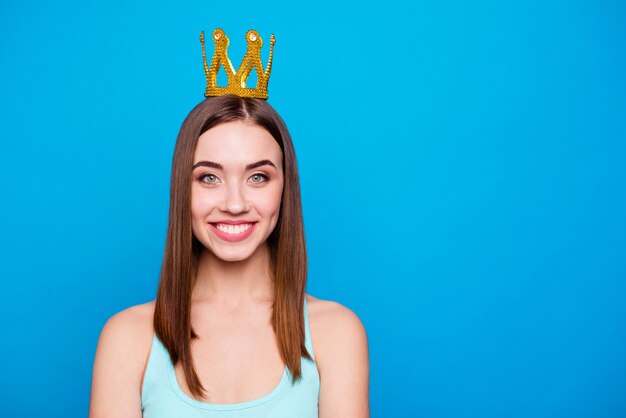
[168,94,304,268]
[155,95,310,398]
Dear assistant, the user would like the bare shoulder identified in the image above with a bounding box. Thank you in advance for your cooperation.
[305,294,368,343]
[97,301,155,358]
[305,294,370,416]
[98,300,155,371]
[89,301,155,418]
[103,301,155,336]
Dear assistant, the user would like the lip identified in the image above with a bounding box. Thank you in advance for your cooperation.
[212,220,256,225]
[209,222,257,242]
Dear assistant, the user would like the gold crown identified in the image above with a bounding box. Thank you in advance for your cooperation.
[200,28,275,100]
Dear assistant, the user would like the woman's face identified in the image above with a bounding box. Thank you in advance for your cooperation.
[191,120,284,262]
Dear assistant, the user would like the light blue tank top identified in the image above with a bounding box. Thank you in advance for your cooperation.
[141,298,320,417]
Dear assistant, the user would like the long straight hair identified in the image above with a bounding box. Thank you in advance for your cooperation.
[153,94,311,399]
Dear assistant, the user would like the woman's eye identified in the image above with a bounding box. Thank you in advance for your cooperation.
[249,173,269,184]
[199,174,220,184]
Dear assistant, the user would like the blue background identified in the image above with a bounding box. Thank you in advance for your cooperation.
[1,0,625,417]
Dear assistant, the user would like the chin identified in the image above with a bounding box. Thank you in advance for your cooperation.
[200,238,270,263]
[209,248,256,263]
[217,254,252,263]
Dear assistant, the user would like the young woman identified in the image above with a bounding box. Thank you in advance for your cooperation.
[89,95,369,417]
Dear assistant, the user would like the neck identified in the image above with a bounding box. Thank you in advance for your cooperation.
[192,243,274,307]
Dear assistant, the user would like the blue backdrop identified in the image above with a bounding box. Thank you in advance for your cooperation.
[1,1,625,417]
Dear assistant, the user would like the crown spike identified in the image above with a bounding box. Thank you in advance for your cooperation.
[200,28,275,99]
[200,32,211,89]
[265,35,276,78]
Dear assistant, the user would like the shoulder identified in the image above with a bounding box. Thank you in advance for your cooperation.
[306,295,367,360]
[305,294,370,416]
[101,301,155,336]
[96,301,155,359]
[305,294,368,347]
[96,300,155,373]
[89,301,155,417]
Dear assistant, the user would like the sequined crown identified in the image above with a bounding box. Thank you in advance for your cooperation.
[200,28,275,100]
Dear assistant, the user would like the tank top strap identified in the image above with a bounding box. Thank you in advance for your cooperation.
[303,297,316,360]
[141,333,171,408]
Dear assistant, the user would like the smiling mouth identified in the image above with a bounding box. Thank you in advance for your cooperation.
[212,223,254,235]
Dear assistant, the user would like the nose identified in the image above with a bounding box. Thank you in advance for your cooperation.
[220,182,249,214]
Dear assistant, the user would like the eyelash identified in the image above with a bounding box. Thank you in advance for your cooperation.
[249,173,270,184]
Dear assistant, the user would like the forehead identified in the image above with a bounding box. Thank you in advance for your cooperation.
[194,120,282,167]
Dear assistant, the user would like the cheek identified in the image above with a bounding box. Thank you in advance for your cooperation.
[253,182,283,220]
[265,182,284,217]
[190,196,201,219]
[190,190,214,220]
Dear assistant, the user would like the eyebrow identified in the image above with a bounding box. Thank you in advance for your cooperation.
[245,159,277,170]
[192,159,277,170]
[192,161,223,170]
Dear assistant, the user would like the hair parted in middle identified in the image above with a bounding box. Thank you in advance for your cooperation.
[153,94,311,399]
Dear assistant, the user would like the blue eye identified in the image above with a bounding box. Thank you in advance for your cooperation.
[249,173,269,184]
[199,174,220,184]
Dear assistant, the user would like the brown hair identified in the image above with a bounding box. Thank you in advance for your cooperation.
[153,94,311,399]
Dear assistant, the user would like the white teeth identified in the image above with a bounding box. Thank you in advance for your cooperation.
[215,223,252,234]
